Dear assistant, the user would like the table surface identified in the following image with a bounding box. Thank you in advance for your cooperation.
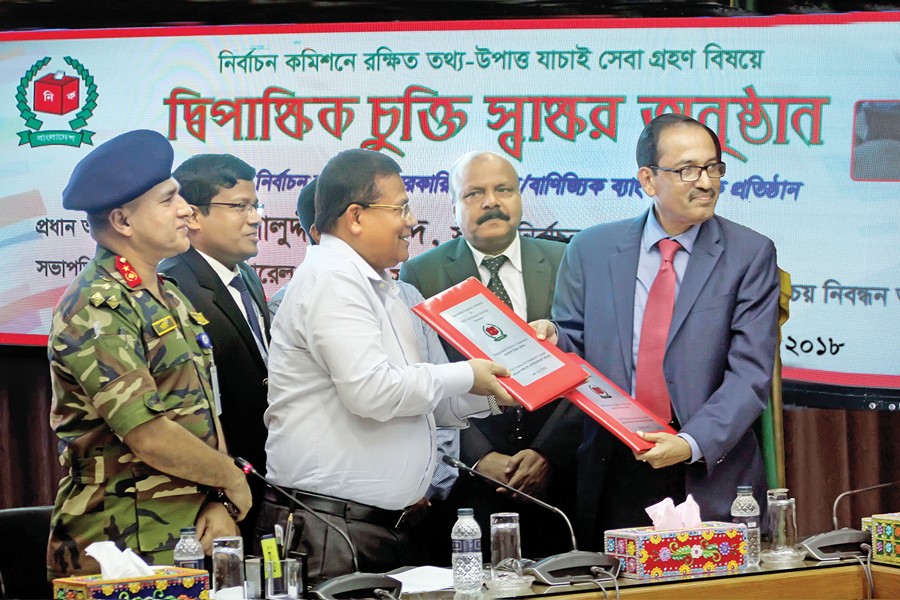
[401,559,900,600]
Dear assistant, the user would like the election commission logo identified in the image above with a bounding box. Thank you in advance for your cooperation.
[482,323,507,342]
[589,384,612,399]
[16,56,97,148]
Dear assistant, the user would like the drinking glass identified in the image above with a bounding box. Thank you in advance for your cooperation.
[767,488,798,552]
[211,536,245,598]
[266,558,301,600]
[490,512,522,579]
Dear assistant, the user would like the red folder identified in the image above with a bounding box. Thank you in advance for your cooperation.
[411,277,587,411]
[563,354,677,453]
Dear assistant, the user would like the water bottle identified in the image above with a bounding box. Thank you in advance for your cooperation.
[730,485,761,567]
[451,508,484,592]
[173,527,205,570]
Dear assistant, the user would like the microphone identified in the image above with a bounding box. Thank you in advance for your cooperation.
[443,455,620,585]
[799,479,899,562]
[235,457,402,600]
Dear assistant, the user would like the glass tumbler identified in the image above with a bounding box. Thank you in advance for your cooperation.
[211,536,245,598]
[490,512,522,579]
[767,488,798,554]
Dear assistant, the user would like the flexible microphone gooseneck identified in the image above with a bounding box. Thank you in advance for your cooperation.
[235,457,402,600]
[443,455,578,550]
[443,455,620,585]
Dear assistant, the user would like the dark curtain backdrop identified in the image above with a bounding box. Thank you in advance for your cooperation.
[1,345,898,537]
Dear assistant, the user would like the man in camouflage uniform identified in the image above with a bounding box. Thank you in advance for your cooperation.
[47,129,252,579]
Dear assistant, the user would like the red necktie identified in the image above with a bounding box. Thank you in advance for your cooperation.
[634,238,681,423]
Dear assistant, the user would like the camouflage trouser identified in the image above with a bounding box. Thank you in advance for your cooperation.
[48,478,205,579]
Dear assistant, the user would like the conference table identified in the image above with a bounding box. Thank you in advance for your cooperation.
[404,559,900,600]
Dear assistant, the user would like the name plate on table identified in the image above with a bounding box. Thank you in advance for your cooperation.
[412,277,587,410]
[563,354,676,452]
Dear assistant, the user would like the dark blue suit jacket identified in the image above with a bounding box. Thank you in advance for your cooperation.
[553,210,779,546]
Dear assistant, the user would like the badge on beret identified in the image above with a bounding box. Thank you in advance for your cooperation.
[115,256,141,287]
[196,332,213,349]
[89,292,105,307]
[151,316,177,336]
[190,311,210,326]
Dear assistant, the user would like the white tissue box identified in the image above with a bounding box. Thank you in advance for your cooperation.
[52,567,208,599]
[604,522,748,579]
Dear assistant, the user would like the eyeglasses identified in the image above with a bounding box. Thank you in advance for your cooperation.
[649,162,726,182]
[364,203,415,220]
[207,201,265,217]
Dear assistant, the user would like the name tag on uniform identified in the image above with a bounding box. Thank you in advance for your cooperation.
[210,360,222,416]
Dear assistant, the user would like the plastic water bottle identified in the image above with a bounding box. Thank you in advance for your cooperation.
[731,486,761,567]
[451,508,484,592]
[173,527,204,570]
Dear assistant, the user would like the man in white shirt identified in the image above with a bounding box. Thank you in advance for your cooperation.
[159,153,270,546]
[263,148,516,580]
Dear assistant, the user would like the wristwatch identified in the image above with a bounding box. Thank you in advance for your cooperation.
[486,394,504,415]
[206,488,239,520]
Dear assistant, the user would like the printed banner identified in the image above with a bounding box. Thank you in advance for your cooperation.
[0,15,898,389]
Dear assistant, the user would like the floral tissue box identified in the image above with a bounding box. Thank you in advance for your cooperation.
[605,521,748,579]
[864,512,900,566]
[53,567,208,599]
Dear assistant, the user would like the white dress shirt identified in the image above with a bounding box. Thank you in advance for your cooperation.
[265,234,489,510]
[467,234,527,321]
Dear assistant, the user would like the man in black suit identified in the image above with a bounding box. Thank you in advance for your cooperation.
[399,151,579,561]
[160,154,270,546]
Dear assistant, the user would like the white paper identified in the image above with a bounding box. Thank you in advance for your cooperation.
[390,566,455,593]
[440,293,563,386]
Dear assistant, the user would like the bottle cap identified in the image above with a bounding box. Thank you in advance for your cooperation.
[180,527,197,535]
[737,485,753,493]
[457,508,474,516]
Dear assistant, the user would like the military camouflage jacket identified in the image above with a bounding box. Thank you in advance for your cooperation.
[47,246,220,578]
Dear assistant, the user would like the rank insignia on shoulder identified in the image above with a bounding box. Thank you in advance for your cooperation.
[190,311,210,326]
[151,316,177,336]
[115,256,142,288]
[89,292,105,307]
[106,296,120,309]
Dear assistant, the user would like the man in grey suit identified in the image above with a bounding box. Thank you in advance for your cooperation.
[552,114,779,548]
[400,151,578,560]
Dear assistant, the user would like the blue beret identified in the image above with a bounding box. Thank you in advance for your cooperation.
[62,129,174,213]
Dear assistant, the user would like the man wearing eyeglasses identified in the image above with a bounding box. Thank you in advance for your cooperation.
[263,148,519,580]
[160,153,270,546]
[552,113,779,546]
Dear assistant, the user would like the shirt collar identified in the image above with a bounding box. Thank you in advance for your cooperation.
[195,248,241,286]
[465,233,523,274]
[642,209,700,255]
[319,233,397,289]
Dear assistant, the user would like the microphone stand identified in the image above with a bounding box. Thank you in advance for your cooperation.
[235,458,402,600]
[443,456,620,585]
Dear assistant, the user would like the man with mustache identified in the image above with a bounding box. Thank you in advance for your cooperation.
[160,154,270,546]
[400,151,579,561]
[552,113,779,546]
